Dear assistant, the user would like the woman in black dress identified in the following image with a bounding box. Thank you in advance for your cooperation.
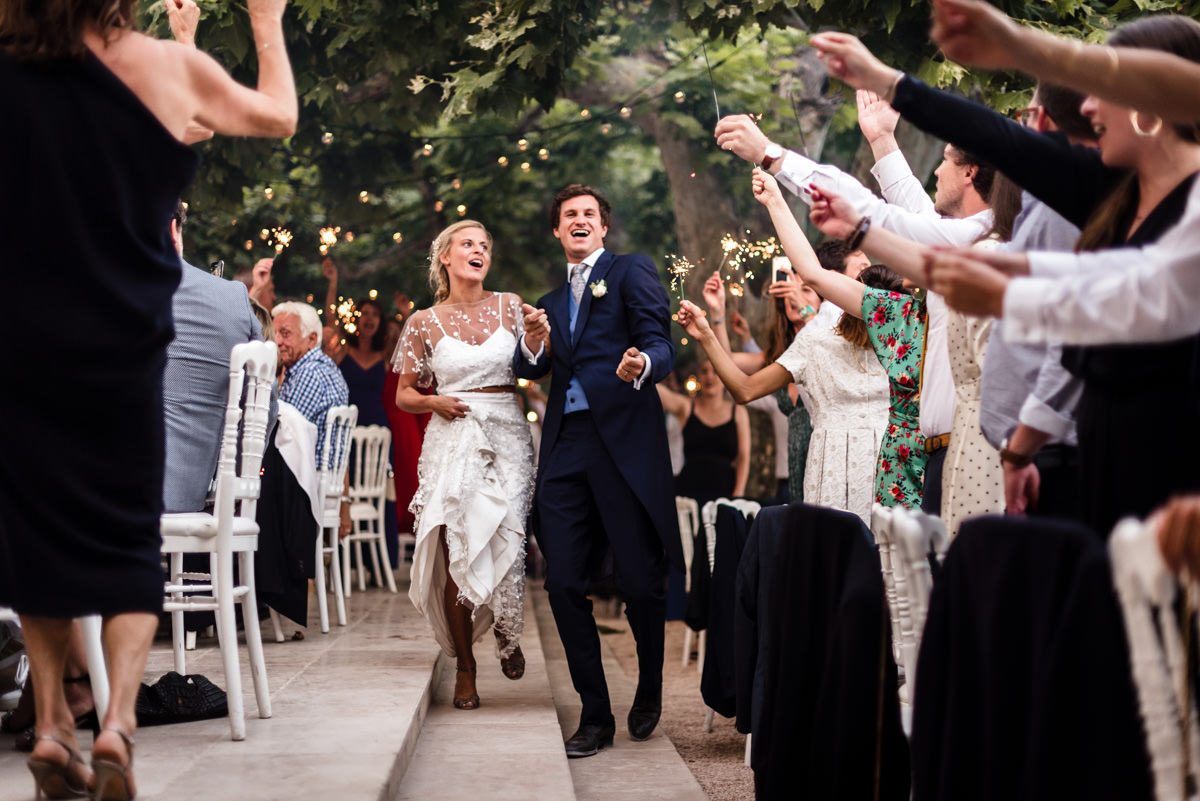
[0,0,296,797]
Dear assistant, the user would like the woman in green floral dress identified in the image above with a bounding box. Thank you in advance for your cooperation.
[862,287,928,509]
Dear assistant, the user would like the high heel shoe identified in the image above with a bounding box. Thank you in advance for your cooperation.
[452,666,480,710]
[27,735,90,800]
[500,645,525,681]
[91,728,136,801]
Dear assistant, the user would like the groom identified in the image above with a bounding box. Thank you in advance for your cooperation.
[517,184,682,758]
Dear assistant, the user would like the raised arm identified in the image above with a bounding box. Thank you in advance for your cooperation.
[183,0,297,137]
[164,0,214,144]
[808,185,931,289]
[930,0,1200,123]
[675,301,793,404]
[732,405,750,497]
[655,382,691,426]
[701,270,767,372]
[752,169,867,317]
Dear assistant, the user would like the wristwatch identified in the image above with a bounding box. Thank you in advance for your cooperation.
[760,142,783,171]
[998,437,1035,468]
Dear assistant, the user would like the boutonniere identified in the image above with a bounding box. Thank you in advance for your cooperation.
[589,279,608,298]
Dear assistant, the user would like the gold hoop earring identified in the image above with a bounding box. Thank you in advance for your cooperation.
[1131,110,1163,138]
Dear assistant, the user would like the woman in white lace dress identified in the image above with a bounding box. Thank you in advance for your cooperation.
[393,220,549,710]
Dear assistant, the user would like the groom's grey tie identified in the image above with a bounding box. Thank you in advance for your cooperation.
[570,263,587,305]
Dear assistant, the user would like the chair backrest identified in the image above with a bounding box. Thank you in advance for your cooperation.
[700,498,761,573]
[318,405,358,515]
[676,497,699,591]
[870,504,906,667]
[348,425,392,501]
[213,341,278,523]
[1110,518,1199,801]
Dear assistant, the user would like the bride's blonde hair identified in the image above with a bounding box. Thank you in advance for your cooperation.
[428,220,493,304]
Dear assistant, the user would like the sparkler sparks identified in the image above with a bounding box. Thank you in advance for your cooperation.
[318,226,341,255]
[666,254,696,303]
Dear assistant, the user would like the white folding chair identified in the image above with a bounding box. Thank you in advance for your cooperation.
[160,340,276,741]
[0,610,109,723]
[314,405,356,632]
[676,497,702,668]
[1111,517,1200,801]
[340,425,396,595]
[870,504,907,675]
[889,506,948,712]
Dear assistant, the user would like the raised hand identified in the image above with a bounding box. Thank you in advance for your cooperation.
[923,248,1009,317]
[164,0,201,47]
[856,89,900,144]
[751,167,784,207]
[616,347,647,383]
[930,0,1024,71]
[676,300,712,340]
[702,270,727,318]
[321,257,338,283]
[730,310,751,341]
[714,114,771,165]
[808,186,860,240]
[521,302,551,353]
[809,32,900,95]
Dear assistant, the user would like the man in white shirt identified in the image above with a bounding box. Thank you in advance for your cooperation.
[715,114,991,513]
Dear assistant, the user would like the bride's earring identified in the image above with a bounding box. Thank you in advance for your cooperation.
[1131,110,1163,138]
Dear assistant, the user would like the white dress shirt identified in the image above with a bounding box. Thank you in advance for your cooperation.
[1003,176,1200,345]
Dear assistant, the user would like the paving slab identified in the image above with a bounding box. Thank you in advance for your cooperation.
[0,574,442,801]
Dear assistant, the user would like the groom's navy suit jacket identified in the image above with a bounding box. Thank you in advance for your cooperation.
[516,249,684,572]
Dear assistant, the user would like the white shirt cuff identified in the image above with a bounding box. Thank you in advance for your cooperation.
[1029,251,1084,279]
[1017,396,1075,443]
[1002,277,1053,344]
[870,151,914,194]
[632,353,652,390]
[520,337,543,364]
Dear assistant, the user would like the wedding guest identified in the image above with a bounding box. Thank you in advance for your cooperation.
[0,0,296,797]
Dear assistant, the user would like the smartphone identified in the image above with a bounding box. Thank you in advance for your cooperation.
[210,259,224,278]
[772,256,791,284]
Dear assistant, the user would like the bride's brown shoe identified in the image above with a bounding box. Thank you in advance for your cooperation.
[500,646,525,680]
[452,666,479,710]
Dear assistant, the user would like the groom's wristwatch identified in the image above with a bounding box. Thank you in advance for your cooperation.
[760,142,783,171]
[999,437,1035,468]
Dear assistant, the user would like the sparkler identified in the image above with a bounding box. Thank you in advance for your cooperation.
[318,226,341,255]
[268,227,292,255]
[666,254,696,303]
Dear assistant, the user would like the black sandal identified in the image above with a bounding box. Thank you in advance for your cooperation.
[500,646,525,681]
[452,666,479,710]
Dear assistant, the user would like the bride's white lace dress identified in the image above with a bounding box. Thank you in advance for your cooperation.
[393,292,534,658]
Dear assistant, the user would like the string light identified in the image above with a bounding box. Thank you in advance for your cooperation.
[344,231,355,243]
[456,204,467,216]
[520,162,531,173]
[517,138,529,151]
[537,148,549,161]
[244,240,253,250]
[369,289,378,299]
[526,410,539,423]
[579,109,591,119]
[260,228,270,241]
[392,232,403,242]
[451,178,462,190]
[681,337,689,345]
[601,123,612,134]
[434,200,444,212]
[620,106,632,119]
[322,132,334,145]
[685,375,699,393]
[497,156,509,166]
[359,191,369,203]
[263,187,274,200]
[673,91,686,103]
[422,143,434,156]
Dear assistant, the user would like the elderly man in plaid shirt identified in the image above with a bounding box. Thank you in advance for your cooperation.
[272,301,349,465]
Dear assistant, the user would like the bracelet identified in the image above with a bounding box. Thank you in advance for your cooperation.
[256,41,277,54]
[882,71,905,105]
[846,215,871,251]
[709,316,725,325]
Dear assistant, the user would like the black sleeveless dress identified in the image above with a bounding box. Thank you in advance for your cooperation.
[674,403,739,506]
[0,49,200,616]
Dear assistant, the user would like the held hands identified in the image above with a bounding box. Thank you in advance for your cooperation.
[164,0,200,47]
[714,115,770,165]
[809,32,900,96]
[808,186,861,240]
[702,270,727,318]
[616,347,646,383]
[676,300,712,340]
[521,303,551,352]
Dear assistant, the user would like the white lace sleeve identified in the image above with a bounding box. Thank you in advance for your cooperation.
[501,292,526,342]
[392,310,436,389]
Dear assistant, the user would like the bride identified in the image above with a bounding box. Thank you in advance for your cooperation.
[393,220,550,709]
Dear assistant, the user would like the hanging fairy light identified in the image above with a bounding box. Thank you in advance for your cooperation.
[322,132,334,145]
[263,187,274,200]
[421,143,434,156]
[359,190,369,203]
[434,200,444,212]
[369,289,378,299]
[259,228,270,241]
[673,91,686,103]
[526,410,539,423]
[520,162,531,173]
[619,106,632,119]
[392,232,403,243]
[497,156,509,166]
[579,109,591,119]
[685,375,699,393]
[343,231,355,243]
[517,138,529,151]
[244,240,253,250]
[456,204,467,216]
[451,178,462,190]
[537,147,549,161]
[601,123,612,134]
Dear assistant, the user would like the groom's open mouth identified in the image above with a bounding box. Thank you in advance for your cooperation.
[571,229,590,238]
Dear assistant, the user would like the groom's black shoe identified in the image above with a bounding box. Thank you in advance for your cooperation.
[627,682,662,742]
[565,721,616,758]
